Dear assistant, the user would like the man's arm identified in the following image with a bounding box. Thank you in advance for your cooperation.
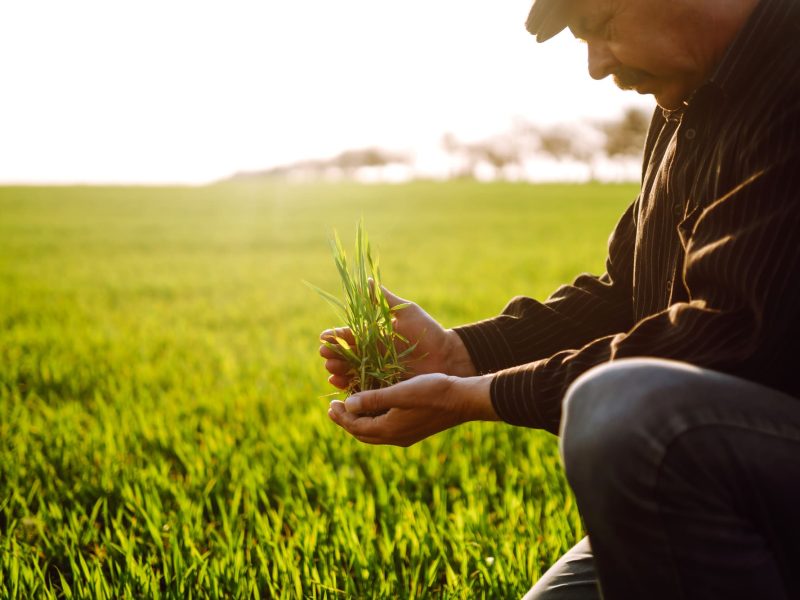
[453,196,637,375]
[329,148,800,445]
[325,200,640,446]
[452,109,670,377]
[491,148,800,434]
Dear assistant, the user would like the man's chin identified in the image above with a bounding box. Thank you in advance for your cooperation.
[650,81,697,110]
[654,89,689,111]
[614,75,690,110]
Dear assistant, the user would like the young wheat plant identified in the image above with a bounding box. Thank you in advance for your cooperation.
[308,220,414,396]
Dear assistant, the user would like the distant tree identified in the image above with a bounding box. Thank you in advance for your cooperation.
[227,147,408,182]
[441,133,520,180]
[471,137,520,180]
[441,133,476,178]
[333,148,406,169]
[537,124,601,180]
[602,106,652,159]
[538,126,575,161]
[509,119,542,158]
[441,133,472,178]
[441,132,460,156]
[331,148,408,176]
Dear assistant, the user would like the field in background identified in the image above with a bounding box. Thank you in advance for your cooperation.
[0,181,635,598]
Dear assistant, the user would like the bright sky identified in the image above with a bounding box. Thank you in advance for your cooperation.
[0,1,653,184]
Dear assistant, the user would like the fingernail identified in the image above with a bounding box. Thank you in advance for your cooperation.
[344,395,362,413]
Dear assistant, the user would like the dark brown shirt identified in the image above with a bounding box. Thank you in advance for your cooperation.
[455,0,800,434]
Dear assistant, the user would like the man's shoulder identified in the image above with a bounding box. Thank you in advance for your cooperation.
[711,0,800,113]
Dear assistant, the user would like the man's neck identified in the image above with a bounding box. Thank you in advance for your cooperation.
[701,0,762,77]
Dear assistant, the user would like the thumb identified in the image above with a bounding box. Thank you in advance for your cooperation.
[345,383,409,415]
[379,284,411,309]
[366,278,411,309]
[345,388,384,415]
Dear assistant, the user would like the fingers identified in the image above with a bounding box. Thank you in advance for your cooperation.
[324,357,350,375]
[321,343,353,389]
[320,351,353,388]
[320,327,355,345]
[328,373,351,390]
[328,401,389,443]
[319,328,357,386]
[319,344,338,359]
[319,329,356,361]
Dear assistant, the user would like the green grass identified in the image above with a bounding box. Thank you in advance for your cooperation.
[0,181,635,598]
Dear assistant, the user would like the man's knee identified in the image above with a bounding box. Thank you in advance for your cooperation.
[560,358,700,493]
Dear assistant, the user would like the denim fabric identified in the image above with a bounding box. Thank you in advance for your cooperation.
[547,358,800,600]
[523,537,599,600]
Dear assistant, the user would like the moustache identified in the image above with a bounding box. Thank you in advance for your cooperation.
[612,67,650,89]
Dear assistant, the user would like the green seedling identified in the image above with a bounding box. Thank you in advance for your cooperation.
[307,219,415,397]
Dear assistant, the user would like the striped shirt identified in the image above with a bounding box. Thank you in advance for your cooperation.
[454,0,800,434]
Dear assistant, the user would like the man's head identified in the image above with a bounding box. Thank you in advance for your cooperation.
[527,0,761,109]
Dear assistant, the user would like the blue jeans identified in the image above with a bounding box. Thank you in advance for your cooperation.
[525,359,800,600]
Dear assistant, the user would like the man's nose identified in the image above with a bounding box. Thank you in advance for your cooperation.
[587,41,618,80]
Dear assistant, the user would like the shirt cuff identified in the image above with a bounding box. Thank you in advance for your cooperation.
[453,317,519,375]
[489,364,550,431]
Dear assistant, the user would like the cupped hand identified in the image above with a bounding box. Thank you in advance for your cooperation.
[319,286,476,390]
[327,373,497,447]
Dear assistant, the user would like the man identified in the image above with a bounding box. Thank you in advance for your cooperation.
[321,0,800,596]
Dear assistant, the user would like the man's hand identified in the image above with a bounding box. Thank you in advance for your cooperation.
[327,373,497,446]
[319,286,476,389]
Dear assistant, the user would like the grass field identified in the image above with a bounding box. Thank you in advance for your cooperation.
[0,181,635,598]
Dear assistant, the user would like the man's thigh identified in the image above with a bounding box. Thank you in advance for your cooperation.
[560,358,800,599]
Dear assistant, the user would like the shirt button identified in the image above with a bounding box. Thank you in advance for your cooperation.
[673,203,683,218]
[684,128,696,140]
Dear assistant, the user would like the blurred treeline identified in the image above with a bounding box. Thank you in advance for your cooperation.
[233,106,651,183]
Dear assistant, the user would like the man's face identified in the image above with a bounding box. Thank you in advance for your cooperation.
[564,0,709,109]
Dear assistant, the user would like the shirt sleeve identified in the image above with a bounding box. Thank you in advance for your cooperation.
[452,109,668,377]
[489,143,800,434]
[452,197,637,375]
